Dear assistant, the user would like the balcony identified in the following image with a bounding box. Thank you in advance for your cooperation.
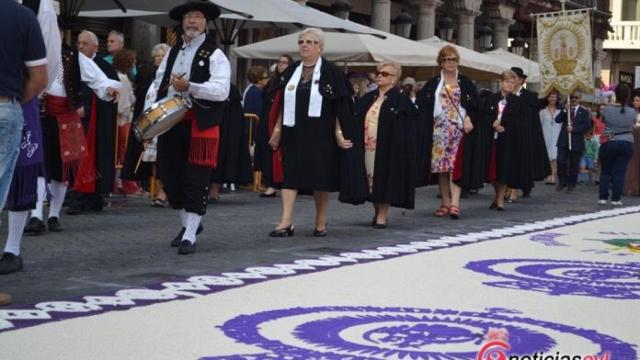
[604,21,640,49]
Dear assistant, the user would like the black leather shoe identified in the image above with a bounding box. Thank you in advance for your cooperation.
[24,218,46,234]
[0,253,23,275]
[312,227,327,237]
[47,217,63,232]
[373,222,387,229]
[170,224,204,247]
[269,225,294,237]
[178,240,196,254]
[489,202,498,210]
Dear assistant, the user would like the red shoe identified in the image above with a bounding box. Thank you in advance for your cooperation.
[434,205,450,217]
[449,205,460,219]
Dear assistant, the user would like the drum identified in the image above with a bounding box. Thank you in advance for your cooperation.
[134,96,190,142]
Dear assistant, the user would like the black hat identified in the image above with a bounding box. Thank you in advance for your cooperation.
[510,67,527,79]
[169,0,221,21]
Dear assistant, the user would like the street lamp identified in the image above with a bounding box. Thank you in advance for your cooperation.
[393,10,413,39]
[511,36,526,56]
[509,21,526,56]
[476,23,493,51]
[438,16,454,42]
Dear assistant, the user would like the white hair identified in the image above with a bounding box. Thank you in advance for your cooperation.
[299,27,325,50]
[152,43,170,58]
[80,30,99,46]
[108,30,125,45]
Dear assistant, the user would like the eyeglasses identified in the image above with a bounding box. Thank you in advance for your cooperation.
[442,57,458,63]
[297,39,319,45]
[278,60,289,65]
[376,71,395,78]
[570,95,580,100]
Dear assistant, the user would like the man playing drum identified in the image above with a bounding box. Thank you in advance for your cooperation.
[144,0,230,254]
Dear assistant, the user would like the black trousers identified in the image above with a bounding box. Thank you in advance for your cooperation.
[157,121,213,216]
[557,146,582,188]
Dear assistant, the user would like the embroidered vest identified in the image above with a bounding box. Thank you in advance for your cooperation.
[62,46,83,110]
[157,35,225,130]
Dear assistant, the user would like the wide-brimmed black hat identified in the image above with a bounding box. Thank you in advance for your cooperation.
[510,67,527,79]
[169,0,221,21]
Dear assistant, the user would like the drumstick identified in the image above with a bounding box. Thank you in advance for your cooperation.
[134,152,144,174]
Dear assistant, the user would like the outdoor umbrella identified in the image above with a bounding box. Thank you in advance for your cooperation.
[484,48,541,83]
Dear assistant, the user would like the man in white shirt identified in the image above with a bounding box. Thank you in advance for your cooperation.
[25,25,120,234]
[145,0,230,254]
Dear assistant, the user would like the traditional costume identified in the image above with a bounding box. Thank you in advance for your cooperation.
[144,0,230,254]
[354,87,417,209]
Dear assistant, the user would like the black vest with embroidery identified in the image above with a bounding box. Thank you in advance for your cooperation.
[62,46,83,110]
[157,35,226,130]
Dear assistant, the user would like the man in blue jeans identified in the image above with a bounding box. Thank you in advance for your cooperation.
[0,0,48,305]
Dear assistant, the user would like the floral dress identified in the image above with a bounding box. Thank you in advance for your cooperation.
[431,84,463,173]
[364,98,383,192]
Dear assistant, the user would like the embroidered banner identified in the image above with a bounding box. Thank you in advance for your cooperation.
[536,10,594,97]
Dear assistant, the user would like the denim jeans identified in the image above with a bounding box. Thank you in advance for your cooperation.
[0,100,23,209]
[599,140,634,201]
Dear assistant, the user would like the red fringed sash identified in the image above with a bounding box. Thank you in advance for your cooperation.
[73,96,99,193]
[269,90,284,183]
[186,111,219,168]
[45,95,93,184]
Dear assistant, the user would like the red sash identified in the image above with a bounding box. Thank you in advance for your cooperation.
[73,96,99,193]
[186,111,219,168]
[45,95,93,184]
[269,90,284,183]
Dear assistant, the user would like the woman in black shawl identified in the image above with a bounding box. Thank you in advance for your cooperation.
[268,28,367,237]
[254,54,292,197]
[414,45,483,219]
[483,70,527,210]
[354,61,417,228]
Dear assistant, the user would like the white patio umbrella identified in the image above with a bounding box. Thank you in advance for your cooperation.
[417,37,512,77]
[484,48,541,83]
[233,30,438,66]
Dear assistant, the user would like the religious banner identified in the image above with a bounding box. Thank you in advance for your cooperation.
[536,9,594,97]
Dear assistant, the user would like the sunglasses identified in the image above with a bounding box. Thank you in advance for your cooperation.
[297,39,319,45]
[442,57,458,63]
[376,71,395,77]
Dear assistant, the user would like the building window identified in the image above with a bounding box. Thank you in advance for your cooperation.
[622,0,640,21]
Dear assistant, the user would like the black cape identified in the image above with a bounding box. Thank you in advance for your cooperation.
[121,64,157,181]
[82,56,119,195]
[209,84,252,184]
[520,88,550,181]
[253,72,287,188]
[355,88,417,209]
[415,73,486,190]
[280,59,367,205]
[483,92,533,188]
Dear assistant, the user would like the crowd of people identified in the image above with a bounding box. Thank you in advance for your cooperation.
[1,0,639,305]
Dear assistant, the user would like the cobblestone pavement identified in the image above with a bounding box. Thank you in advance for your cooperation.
[1,182,638,305]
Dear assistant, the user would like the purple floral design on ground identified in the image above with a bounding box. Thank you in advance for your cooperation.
[200,306,636,360]
[529,233,569,247]
[465,259,640,299]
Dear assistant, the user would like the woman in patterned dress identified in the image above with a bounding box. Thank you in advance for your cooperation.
[355,61,417,228]
[415,46,481,219]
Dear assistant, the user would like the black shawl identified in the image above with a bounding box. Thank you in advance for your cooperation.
[414,73,485,189]
[209,84,252,184]
[355,88,418,209]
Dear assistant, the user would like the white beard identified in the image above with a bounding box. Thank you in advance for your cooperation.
[184,29,203,39]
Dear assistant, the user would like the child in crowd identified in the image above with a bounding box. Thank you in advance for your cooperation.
[578,129,600,185]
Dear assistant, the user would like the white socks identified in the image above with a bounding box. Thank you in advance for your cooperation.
[48,180,67,219]
[31,177,46,220]
[182,212,202,244]
[180,209,188,228]
[4,211,28,256]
